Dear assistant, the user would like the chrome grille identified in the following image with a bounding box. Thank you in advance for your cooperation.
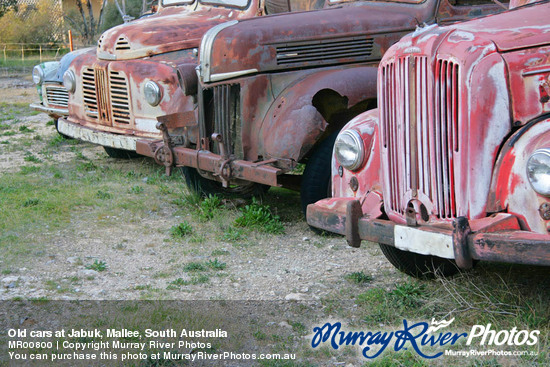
[275,36,373,66]
[109,71,131,124]
[45,86,68,108]
[380,56,459,219]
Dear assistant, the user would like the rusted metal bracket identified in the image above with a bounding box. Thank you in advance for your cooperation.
[154,122,174,176]
[211,133,231,187]
[346,200,363,248]
[453,216,473,269]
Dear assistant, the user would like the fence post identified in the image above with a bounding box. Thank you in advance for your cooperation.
[3,46,5,63]
[39,45,42,63]
[21,45,24,62]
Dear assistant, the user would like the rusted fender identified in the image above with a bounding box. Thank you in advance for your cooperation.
[488,118,550,234]
[258,66,378,162]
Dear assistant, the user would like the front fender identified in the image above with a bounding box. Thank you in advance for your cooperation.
[333,108,383,220]
[488,118,550,233]
[259,66,378,162]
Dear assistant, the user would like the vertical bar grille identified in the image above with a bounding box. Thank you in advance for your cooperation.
[211,84,240,157]
[95,68,110,123]
[380,56,459,220]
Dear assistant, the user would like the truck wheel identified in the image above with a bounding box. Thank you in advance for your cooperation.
[181,167,268,198]
[300,132,339,216]
[103,146,141,159]
[379,244,460,279]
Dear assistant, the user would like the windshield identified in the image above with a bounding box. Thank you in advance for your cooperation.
[162,0,194,6]
[200,0,250,8]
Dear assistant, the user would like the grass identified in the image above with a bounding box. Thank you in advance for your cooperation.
[234,198,284,234]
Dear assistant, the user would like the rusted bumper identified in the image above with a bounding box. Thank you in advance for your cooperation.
[29,103,68,118]
[57,118,154,151]
[136,139,283,187]
[307,198,550,268]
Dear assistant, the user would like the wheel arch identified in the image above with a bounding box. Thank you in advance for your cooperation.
[259,66,378,163]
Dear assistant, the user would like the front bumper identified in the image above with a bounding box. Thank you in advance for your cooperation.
[307,198,550,268]
[57,118,154,151]
[29,103,68,118]
[136,139,284,187]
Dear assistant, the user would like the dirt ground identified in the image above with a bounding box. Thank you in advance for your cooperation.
[0,76,401,302]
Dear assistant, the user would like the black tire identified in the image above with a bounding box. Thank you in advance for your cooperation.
[181,166,268,198]
[300,131,339,216]
[53,119,73,140]
[379,243,460,279]
[103,146,141,159]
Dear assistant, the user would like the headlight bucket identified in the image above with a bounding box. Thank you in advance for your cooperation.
[334,130,364,171]
[32,65,44,85]
[527,148,550,196]
[144,81,162,107]
[63,70,76,93]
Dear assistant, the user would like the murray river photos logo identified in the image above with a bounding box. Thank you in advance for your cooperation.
[311,318,540,359]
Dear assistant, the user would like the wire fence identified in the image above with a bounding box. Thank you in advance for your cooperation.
[0,43,71,77]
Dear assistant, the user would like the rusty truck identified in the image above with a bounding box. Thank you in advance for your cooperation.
[307,0,550,277]
[137,0,506,210]
[55,0,323,158]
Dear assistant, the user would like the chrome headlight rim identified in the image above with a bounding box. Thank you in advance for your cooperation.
[527,148,550,196]
[144,80,162,107]
[334,129,364,171]
[32,65,44,85]
[62,70,76,93]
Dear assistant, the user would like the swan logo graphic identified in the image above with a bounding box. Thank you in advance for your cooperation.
[426,318,455,334]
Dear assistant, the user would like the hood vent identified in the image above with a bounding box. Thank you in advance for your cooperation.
[97,34,105,49]
[275,36,374,66]
[115,36,131,51]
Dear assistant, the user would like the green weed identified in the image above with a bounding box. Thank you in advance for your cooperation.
[170,221,193,238]
[345,271,373,284]
[234,199,284,234]
[85,260,107,272]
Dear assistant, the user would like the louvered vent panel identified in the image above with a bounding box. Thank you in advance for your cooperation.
[82,67,98,119]
[115,37,130,50]
[109,71,131,124]
[275,37,373,66]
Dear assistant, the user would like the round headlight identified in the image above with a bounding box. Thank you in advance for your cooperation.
[144,81,162,106]
[63,70,76,93]
[334,130,364,171]
[527,148,550,196]
[32,65,44,85]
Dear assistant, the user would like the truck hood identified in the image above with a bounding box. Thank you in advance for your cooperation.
[202,4,422,82]
[451,1,550,52]
[97,6,242,61]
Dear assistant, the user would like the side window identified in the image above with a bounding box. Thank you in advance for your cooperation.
[265,0,325,14]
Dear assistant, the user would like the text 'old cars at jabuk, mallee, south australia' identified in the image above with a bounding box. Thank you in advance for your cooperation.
[307,0,550,278]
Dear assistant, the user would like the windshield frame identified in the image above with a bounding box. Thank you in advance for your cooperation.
[199,0,251,10]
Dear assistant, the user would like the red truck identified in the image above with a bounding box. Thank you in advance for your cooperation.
[307,0,550,278]
[137,0,505,209]
[57,0,323,158]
